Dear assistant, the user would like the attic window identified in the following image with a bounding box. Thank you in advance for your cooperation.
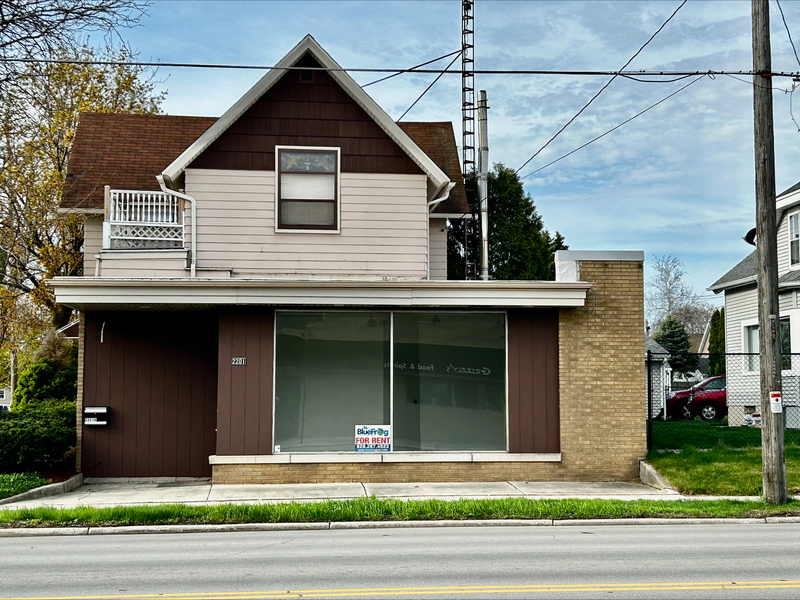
[299,70,314,83]
[276,146,340,232]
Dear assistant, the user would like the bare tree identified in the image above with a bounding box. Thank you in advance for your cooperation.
[646,254,713,334]
[0,0,148,84]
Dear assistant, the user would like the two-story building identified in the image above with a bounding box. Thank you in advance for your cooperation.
[709,182,800,428]
[52,36,646,484]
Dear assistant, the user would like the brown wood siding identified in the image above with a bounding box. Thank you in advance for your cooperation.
[507,309,560,453]
[216,308,275,456]
[81,312,218,477]
[189,55,423,175]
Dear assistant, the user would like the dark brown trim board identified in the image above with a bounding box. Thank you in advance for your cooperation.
[507,309,560,453]
[216,308,275,456]
[81,312,218,477]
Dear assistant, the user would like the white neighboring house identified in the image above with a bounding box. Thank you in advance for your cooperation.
[0,387,11,413]
[708,181,800,428]
[645,336,671,419]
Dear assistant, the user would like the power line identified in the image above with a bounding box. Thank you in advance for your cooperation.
[2,56,798,78]
[520,75,706,179]
[776,0,800,68]
[516,0,688,175]
[362,50,461,87]
[398,50,462,121]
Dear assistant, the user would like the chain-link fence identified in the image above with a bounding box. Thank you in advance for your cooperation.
[646,351,800,449]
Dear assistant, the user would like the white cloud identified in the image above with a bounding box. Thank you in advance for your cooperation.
[116,0,800,298]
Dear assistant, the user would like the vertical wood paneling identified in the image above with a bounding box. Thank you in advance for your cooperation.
[216,307,275,456]
[216,314,233,455]
[507,309,560,453]
[149,339,165,476]
[189,54,422,176]
[81,312,218,477]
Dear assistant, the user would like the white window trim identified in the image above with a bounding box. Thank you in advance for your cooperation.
[274,145,341,234]
[789,211,800,269]
[741,312,797,373]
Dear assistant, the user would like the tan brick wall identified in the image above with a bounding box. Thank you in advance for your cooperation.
[557,260,647,480]
[75,312,85,472]
[212,259,646,484]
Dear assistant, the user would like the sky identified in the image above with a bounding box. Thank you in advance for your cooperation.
[114,0,800,306]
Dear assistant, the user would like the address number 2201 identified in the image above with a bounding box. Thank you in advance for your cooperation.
[231,357,247,366]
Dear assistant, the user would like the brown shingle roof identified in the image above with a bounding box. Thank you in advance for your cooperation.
[61,113,469,215]
[61,113,216,210]
[397,121,469,215]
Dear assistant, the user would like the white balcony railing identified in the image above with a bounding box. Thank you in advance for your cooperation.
[103,188,185,250]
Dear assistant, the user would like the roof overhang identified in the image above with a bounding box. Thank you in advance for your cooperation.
[776,186,800,222]
[707,275,757,293]
[160,35,451,201]
[49,277,593,312]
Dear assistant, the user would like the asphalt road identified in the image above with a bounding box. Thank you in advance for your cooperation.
[2,523,799,599]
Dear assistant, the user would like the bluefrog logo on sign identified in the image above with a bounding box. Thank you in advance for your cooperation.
[355,425,391,452]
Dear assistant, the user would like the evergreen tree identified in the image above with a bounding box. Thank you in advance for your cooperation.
[447,163,566,280]
[708,308,725,376]
[654,314,698,374]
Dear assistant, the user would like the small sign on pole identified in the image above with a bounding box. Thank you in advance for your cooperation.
[770,391,783,414]
[355,425,391,452]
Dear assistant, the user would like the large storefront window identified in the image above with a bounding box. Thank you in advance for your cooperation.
[274,311,506,453]
[274,312,390,452]
[393,313,506,451]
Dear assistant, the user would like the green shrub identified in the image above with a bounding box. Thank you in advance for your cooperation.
[0,473,50,500]
[0,401,76,473]
[13,358,77,410]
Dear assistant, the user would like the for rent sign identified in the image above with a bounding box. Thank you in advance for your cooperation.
[355,425,391,452]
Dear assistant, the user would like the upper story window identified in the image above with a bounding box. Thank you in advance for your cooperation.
[790,212,800,266]
[277,147,340,232]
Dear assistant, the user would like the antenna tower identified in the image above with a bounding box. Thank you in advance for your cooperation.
[462,0,475,177]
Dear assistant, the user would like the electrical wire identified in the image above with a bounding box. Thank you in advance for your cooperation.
[398,50,462,121]
[2,56,798,79]
[362,49,461,87]
[618,73,697,83]
[723,72,791,91]
[777,0,800,68]
[520,75,706,179]
[515,0,688,174]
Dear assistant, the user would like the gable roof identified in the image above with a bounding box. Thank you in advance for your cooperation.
[708,250,757,292]
[161,35,451,201]
[60,113,468,214]
[61,113,215,211]
[398,122,468,214]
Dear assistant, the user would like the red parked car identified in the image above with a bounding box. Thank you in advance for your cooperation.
[667,376,727,420]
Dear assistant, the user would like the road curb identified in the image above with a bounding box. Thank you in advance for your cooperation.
[0,474,83,506]
[1,516,799,537]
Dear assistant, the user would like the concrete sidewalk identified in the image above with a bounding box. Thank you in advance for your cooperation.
[0,479,703,510]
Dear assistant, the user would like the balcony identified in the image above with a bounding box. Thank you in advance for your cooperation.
[102,188,185,250]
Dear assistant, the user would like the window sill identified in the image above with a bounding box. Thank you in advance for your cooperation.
[209,452,562,465]
[274,228,341,234]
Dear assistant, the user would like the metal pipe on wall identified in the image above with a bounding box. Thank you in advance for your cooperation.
[477,90,489,281]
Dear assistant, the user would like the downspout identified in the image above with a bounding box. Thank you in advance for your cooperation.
[156,175,197,278]
[477,90,489,281]
[427,181,456,213]
[427,182,455,281]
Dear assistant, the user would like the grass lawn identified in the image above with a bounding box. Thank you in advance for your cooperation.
[651,420,800,451]
[648,446,800,496]
[1,497,800,527]
[0,473,50,501]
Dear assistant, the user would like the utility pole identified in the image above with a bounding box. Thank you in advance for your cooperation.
[752,0,787,504]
